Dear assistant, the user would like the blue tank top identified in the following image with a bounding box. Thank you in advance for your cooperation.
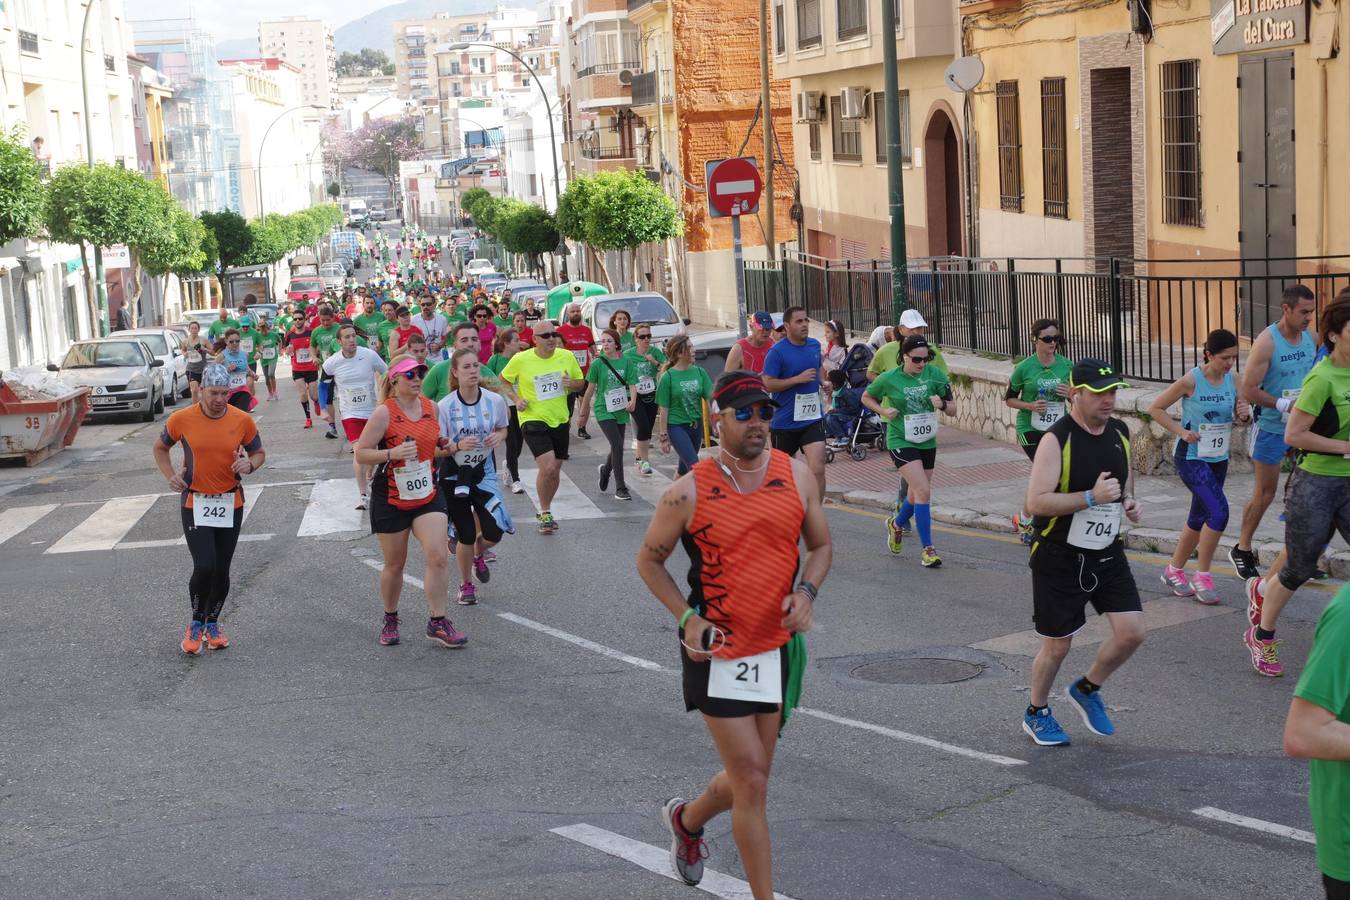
[1257,323,1315,434]
[1179,366,1237,462]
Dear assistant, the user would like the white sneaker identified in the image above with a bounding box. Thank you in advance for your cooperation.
[510,480,524,494]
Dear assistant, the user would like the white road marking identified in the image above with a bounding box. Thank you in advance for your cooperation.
[297,478,366,536]
[625,466,674,507]
[46,495,158,553]
[797,708,1028,767]
[498,612,665,671]
[550,823,794,900]
[356,556,1024,768]
[1191,807,1315,844]
[517,466,607,519]
[115,534,275,551]
[0,504,57,547]
[240,484,262,525]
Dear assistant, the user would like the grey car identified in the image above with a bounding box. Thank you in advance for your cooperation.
[49,339,166,422]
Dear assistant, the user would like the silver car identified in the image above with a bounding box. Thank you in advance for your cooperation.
[48,338,166,422]
[110,328,188,402]
[581,292,688,344]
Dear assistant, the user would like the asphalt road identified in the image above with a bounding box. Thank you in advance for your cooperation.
[0,351,1331,898]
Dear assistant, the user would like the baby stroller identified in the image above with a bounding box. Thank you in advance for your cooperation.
[824,342,886,462]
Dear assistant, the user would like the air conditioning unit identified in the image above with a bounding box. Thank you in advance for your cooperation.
[840,86,869,120]
[617,68,634,85]
[796,91,823,123]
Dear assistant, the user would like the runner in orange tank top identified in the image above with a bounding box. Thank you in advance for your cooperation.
[637,370,832,900]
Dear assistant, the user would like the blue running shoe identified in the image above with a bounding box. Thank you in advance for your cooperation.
[1022,707,1070,746]
[1066,681,1115,736]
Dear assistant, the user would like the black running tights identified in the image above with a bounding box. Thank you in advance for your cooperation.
[506,406,523,481]
[598,419,627,490]
[181,505,243,623]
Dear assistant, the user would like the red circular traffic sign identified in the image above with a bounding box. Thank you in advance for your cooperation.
[707,157,763,217]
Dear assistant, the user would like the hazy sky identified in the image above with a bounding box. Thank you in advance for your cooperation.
[123,0,387,41]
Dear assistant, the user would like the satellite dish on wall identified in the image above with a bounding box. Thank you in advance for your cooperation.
[944,56,985,93]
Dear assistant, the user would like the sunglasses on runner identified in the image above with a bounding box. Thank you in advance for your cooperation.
[636,333,652,340]
[535,332,557,340]
[733,405,775,422]
[475,312,489,319]
[1037,334,1063,344]
[906,354,929,363]
[227,339,240,345]
[399,366,428,380]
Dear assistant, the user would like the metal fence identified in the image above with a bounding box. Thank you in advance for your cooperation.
[745,254,1350,383]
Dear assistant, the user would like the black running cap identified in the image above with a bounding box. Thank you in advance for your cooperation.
[1070,358,1129,393]
[712,370,777,411]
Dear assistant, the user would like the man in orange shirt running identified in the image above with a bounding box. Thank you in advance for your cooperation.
[636,370,832,900]
[152,363,265,654]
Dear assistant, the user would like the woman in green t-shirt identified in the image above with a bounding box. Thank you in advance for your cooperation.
[607,309,637,354]
[488,328,525,493]
[1004,318,1074,544]
[655,334,713,475]
[625,327,667,476]
[582,329,639,500]
[862,335,956,569]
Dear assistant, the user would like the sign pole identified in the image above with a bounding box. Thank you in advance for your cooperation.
[880,0,909,321]
[733,211,747,339]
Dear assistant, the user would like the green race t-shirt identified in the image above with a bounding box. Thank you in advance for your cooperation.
[1295,585,1350,880]
[586,354,637,423]
[208,318,240,342]
[354,312,384,344]
[1295,359,1350,477]
[618,331,637,353]
[493,315,512,329]
[275,314,294,334]
[376,320,400,359]
[865,365,952,450]
[256,330,282,364]
[484,353,511,377]
[237,328,259,363]
[624,346,667,395]
[310,324,341,362]
[421,360,451,402]
[868,340,948,380]
[656,365,712,426]
[1008,353,1074,440]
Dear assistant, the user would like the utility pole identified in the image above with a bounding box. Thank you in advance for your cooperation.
[759,0,775,264]
[80,0,109,336]
[880,0,909,319]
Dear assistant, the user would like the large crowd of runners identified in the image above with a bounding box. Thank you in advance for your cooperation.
[148,224,1350,900]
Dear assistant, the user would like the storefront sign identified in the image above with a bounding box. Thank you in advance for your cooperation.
[1212,0,1308,54]
[103,245,131,270]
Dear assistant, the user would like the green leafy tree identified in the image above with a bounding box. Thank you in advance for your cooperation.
[460,187,490,223]
[496,204,559,276]
[200,209,252,271]
[327,181,341,198]
[555,177,595,244]
[0,125,45,245]
[336,48,394,77]
[472,195,507,236]
[243,214,294,266]
[584,170,681,290]
[46,163,176,329]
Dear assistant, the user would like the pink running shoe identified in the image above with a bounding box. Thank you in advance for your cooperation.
[457,582,478,606]
[1243,626,1282,677]
[1245,576,1265,627]
[427,616,468,647]
[1190,572,1220,605]
[379,612,400,646]
[1160,565,1194,597]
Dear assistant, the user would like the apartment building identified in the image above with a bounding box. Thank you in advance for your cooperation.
[565,0,640,177]
[127,54,173,190]
[0,0,141,368]
[259,17,337,110]
[774,0,956,261]
[627,0,796,322]
[394,11,501,100]
[217,58,324,220]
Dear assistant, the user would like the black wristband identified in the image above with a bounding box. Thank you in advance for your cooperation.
[796,581,818,603]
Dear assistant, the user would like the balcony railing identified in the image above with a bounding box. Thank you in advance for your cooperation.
[578,145,634,160]
[19,30,39,54]
[631,70,671,108]
[105,54,116,72]
[627,0,663,11]
[576,61,639,78]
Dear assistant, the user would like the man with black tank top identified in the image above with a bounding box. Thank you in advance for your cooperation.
[1021,359,1147,747]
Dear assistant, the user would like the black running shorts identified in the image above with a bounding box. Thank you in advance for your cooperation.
[1029,538,1142,639]
[772,420,825,456]
[681,638,787,718]
[522,420,569,460]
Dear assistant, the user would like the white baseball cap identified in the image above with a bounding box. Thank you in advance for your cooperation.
[899,309,928,329]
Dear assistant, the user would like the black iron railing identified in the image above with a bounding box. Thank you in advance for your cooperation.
[744,254,1350,383]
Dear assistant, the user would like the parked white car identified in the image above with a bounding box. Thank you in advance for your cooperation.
[319,262,346,290]
[465,258,495,277]
[110,328,189,401]
[48,338,167,422]
[579,293,688,344]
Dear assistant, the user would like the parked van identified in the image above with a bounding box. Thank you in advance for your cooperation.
[347,199,368,226]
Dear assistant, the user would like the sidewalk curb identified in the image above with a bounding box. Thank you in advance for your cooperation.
[826,488,1350,582]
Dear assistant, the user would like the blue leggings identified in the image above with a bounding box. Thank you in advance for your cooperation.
[1174,450,1230,532]
[668,420,703,475]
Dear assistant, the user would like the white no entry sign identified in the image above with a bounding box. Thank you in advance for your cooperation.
[705,157,762,218]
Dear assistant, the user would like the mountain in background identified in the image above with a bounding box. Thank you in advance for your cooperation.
[214,36,258,60]
[334,0,501,55]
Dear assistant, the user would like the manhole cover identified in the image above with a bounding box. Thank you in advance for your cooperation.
[850,657,984,685]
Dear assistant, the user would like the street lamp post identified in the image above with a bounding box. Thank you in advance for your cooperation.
[79,0,108,335]
[256,104,324,218]
[446,40,567,279]
[879,0,909,318]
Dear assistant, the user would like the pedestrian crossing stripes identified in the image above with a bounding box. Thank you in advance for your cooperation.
[1,465,677,553]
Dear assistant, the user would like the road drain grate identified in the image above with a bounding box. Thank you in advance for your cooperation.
[850,657,984,685]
